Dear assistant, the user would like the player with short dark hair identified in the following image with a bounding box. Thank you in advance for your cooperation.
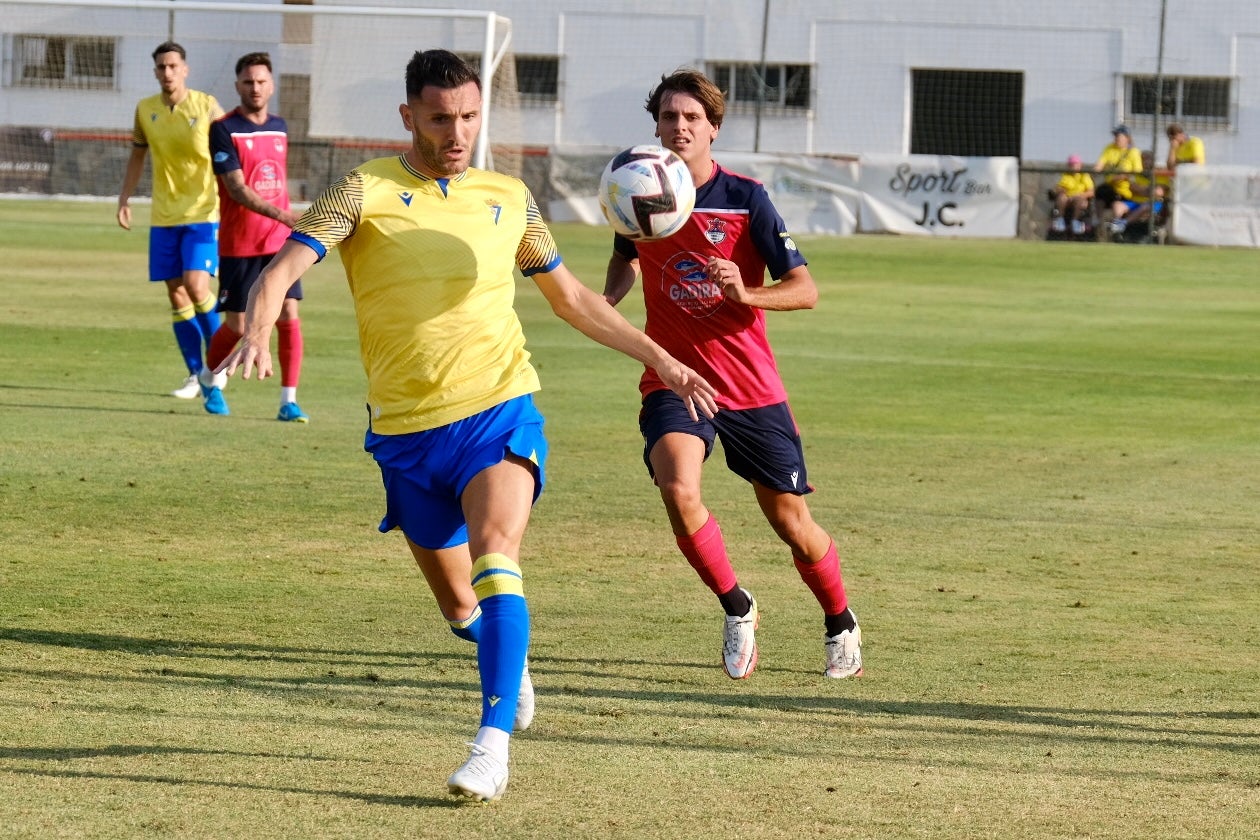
[207,52,307,421]
[117,41,227,414]
[217,48,718,804]
[603,67,864,682]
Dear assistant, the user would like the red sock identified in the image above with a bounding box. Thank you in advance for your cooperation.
[207,324,242,371]
[676,515,738,596]
[276,318,303,388]
[794,541,848,616]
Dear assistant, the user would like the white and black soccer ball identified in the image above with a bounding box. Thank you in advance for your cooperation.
[598,145,696,241]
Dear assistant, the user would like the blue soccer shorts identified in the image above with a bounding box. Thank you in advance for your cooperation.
[639,388,813,495]
[149,222,219,282]
[366,394,549,550]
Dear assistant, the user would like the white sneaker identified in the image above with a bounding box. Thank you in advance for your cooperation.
[515,663,534,732]
[722,589,759,679]
[447,743,509,802]
[171,374,200,399]
[198,367,228,391]
[1050,216,1066,233]
[1070,219,1087,236]
[823,620,863,679]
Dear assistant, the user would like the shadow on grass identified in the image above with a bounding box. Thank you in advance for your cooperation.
[5,626,1257,741]
[0,765,454,809]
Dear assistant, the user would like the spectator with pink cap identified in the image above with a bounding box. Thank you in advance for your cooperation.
[1048,154,1095,238]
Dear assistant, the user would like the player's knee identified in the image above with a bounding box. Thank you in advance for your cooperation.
[657,476,702,516]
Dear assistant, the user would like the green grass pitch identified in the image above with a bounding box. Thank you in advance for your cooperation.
[0,199,1257,838]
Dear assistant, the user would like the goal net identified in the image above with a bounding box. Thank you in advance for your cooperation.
[0,0,522,200]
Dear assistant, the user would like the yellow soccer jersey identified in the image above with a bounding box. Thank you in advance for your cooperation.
[132,90,221,226]
[1095,144,1142,199]
[1056,172,1094,198]
[292,155,562,435]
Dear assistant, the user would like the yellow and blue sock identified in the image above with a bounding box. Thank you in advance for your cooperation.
[171,304,204,374]
[470,553,529,734]
[193,294,221,353]
[447,604,482,643]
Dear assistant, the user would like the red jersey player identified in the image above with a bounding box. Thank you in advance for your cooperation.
[602,68,863,680]
[207,52,307,422]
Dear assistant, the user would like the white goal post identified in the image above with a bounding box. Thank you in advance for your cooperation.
[0,0,519,196]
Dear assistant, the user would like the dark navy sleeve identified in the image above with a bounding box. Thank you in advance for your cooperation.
[747,182,807,280]
[612,231,638,262]
[209,118,241,177]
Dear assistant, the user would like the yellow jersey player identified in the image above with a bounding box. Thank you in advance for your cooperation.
[216,49,718,804]
[117,41,227,415]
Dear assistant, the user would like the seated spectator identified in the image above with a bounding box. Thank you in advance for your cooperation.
[1161,123,1204,229]
[1093,124,1143,229]
[1165,123,1206,169]
[1115,150,1170,241]
[1048,154,1095,238]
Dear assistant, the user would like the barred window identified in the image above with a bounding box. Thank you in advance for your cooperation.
[1126,75,1233,130]
[708,62,811,111]
[515,56,558,102]
[9,34,116,89]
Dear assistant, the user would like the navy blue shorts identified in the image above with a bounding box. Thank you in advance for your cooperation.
[365,394,548,550]
[217,254,303,313]
[638,389,812,494]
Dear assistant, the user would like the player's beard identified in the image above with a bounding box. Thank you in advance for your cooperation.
[415,134,469,178]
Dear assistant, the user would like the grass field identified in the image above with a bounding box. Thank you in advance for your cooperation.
[0,199,1257,839]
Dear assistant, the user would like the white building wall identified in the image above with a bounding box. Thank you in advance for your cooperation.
[2,0,1259,165]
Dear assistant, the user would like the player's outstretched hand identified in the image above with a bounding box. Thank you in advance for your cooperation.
[215,338,274,382]
[656,360,719,421]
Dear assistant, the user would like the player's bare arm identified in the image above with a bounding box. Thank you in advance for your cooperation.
[601,251,639,306]
[534,262,719,420]
[710,260,818,311]
[116,146,148,230]
[220,168,300,227]
[216,239,317,380]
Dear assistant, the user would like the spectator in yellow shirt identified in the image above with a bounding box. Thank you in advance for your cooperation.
[1093,124,1142,227]
[1165,123,1206,168]
[1048,154,1095,237]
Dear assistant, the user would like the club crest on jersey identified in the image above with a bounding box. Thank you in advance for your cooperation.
[704,218,728,245]
[486,200,502,225]
[398,191,413,207]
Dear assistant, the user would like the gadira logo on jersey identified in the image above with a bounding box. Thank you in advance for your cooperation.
[662,251,724,318]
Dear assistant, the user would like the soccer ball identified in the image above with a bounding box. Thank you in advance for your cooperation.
[598,145,696,241]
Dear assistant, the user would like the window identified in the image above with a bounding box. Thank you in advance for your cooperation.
[514,56,558,103]
[10,34,116,89]
[459,53,558,103]
[1126,75,1233,130]
[707,62,811,111]
[910,69,1023,157]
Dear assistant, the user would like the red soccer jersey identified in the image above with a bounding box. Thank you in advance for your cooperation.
[615,162,808,410]
[209,109,292,257]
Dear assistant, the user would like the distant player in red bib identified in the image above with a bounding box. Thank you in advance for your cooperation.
[603,68,863,680]
[207,52,307,422]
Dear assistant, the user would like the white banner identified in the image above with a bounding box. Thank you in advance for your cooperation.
[1170,165,1260,248]
[710,152,861,236]
[857,154,1019,237]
